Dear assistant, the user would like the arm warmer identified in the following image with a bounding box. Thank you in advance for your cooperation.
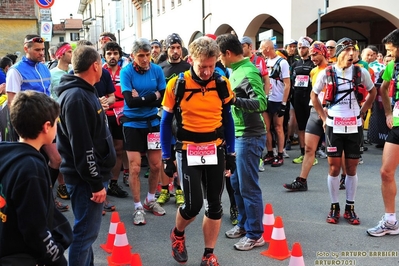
[160,109,174,159]
[222,104,235,154]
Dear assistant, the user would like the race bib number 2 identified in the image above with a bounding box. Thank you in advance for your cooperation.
[187,143,217,166]
[147,132,161,150]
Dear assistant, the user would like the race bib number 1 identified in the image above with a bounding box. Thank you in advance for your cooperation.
[187,143,218,166]
[147,132,161,150]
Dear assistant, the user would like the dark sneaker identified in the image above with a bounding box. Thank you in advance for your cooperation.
[339,175,346,190]
[107,182,129,198]
[57,184,70,200]
[344,205,360,225]
[367,216,399,236]
[283,177,308,191]
[271,156,283,167]
[263,155,274,165]
[326,204,340,224]
[55,199,69,212]
[201,253,219,266]
[123,171,129,187]
[103,200,116,213]
[230,205,238,225]
[170,228,188,263]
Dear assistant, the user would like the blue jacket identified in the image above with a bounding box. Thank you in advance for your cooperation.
[13,56,51,95]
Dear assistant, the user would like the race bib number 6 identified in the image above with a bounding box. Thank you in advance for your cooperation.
[147,132,161,150]
[187,143,218,166]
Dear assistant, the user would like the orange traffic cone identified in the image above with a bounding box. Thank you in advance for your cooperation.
[288,242,305,266]
[107,222,135,266]
[262,203,275,242]
[131,253,143,266]
[100,212,120,253]
[261,216,291,260]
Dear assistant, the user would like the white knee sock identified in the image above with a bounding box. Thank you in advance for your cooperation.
[327,175,340,203]
[345,174,358,202]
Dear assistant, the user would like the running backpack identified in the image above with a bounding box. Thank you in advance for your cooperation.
[324,65,367,107]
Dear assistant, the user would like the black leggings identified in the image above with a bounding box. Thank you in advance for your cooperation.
[176,147,225,220]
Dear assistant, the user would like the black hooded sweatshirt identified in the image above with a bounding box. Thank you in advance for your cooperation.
[0,142,69,265]
[55,74,116,192]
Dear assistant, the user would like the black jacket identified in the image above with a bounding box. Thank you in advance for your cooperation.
[55,74,116,192]
[0,142,69,265]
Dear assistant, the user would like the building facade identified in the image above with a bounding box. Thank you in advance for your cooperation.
[78,0,399,54]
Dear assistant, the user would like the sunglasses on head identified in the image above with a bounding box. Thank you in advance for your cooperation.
[326,46,336,49]
[24,37,45,44]
[337,40,355,47]
[99,36,114,42]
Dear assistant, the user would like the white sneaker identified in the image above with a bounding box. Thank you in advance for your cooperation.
[233,236,265,251]
[258,159,265,172]
[272,148,277,157]
[316,149,327,159]
[283,149,290,158]
[367,216,399,237]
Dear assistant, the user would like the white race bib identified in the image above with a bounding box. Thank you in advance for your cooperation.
[294,75,309,87]
[187,143,218,166]
[332,116,358,133]
[147,132,161,150]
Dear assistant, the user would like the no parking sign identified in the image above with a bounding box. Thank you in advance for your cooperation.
[35,0,55,9]
[41,21,53,41]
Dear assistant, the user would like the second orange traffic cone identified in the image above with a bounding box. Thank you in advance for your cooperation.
[288,242,305,266]
[107,222,136,266]
[100,212,120,253]
[261,216,291,260]
[262,203,275,242]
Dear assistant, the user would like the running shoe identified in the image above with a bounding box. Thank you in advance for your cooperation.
[339,175,346,190]
[107,182,129,198]
[230,205,238,226]
[283,149,290,158]
[258,158,265,172]
[123,171,129,187]
[283,177,308,191]
[133,207,146,225]
[201,253,219,266]
[292,155,304,164]
[175,189,185,206]
[343,205,360,225]
[144,198,166,216]
[326,203,340,224]
[263,155,274,165]
[156,189,170,205]
[316,149,327,159]
[271,156,283,167]
[170,228,188,263]
[57,184,70,200]
[367,216,399,237]
[313,158,318,165]
[225,225,246,239]
[233,236,265,251]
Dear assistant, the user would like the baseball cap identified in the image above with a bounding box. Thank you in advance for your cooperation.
[286,39,298,46]
[240,36,253,45]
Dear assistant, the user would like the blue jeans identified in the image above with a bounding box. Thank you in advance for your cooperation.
[66,178,107,266]
[230,135,266,240]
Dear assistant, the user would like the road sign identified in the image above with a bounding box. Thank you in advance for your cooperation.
[40,22,53,42]
[35,0,55,9]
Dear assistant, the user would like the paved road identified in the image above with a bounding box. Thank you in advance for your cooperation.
[60,140,399,266]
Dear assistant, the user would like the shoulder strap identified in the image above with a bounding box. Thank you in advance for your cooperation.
[251,55,258,65]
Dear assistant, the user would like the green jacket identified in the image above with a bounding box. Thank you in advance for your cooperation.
[229,58,267,137]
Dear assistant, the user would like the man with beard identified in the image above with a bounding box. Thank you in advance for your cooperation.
[158,33,190,207]
[102,41,130,198]
[311,37,376,225]
[290,37,316,165]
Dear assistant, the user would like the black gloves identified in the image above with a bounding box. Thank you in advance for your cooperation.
[278,103,286,117]
[163,158,176,177]
[225,154,236,175]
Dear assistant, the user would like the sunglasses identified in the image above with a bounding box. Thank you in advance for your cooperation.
[337,40,355,47]
[326,46,336,49]
[24,37,45,44]
[99,36,114,42]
